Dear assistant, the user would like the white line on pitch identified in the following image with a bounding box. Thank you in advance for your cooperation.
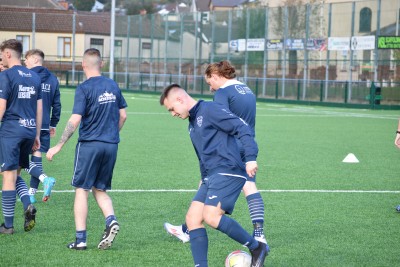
[38,189,400,194]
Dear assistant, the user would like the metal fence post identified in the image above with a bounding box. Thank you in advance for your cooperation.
[320,80,323,102]
[297,79,301,100]
[255,78,259,98]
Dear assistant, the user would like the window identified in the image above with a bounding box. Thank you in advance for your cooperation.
[90,38,104,56]
[57,37,71,58]
[114,40,122,59]
[16,35,30,55]
[359,7,372,33]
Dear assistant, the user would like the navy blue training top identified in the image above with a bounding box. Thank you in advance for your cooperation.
[188,100,258,179]
[72,76,127,143]
[31,66,61,130]
[213,80,256,137]
[0,65,42,138]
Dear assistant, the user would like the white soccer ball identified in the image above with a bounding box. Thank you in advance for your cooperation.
[225,250,251,267]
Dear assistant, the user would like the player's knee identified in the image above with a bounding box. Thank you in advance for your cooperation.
[243,181,258,196]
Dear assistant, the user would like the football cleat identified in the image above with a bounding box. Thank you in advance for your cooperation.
[42,177,56,202]
[396,205,400,212]
[255,234,268,245]
[250,242,269,267]
[163,222,190,243]
[24,204,37,232]
[67,240,87,250]
[98,220,120,250]
[0,223,14,234]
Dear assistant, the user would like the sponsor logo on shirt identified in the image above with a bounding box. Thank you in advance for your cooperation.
[98,91,116,104]
[196,116,203,127]
[235,84,253,95]
[42,83,51,93]
[18,85,36,99]
[19,118,36,128]
[17,70,32,77]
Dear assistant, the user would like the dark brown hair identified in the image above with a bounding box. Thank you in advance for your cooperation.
[25,49,45,60]
[159,83,182,105]
[0,39,23,57]
[204,60,236,79]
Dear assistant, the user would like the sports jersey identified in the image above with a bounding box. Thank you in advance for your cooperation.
[213,80,256,137]
[31,66,61,130]
[188,100,258,179]
[0,65,42,138]
[72,76,127,143]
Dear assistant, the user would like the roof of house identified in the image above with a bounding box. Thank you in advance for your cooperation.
[195,0,211,12]
[0,7,170,39]
[0,8,111,34]
[211,0,248,7]
[0,0,66,9]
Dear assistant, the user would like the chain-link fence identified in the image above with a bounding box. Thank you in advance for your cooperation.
[1,0,399,107]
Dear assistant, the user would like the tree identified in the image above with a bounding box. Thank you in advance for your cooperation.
[125,2,155,15]
[271,0,323,77]
[72,0,96,11]
[235,8,267,65]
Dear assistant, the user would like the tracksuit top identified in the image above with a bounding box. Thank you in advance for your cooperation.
[188,100,258,180]
[213,80,256,137]
[31,66,61,130]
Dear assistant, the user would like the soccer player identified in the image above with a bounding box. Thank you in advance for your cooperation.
[46,48,127,250]
[164,61,268,245]
[24,49,61,203]
[0,39,42,234]
[160,84,268,267]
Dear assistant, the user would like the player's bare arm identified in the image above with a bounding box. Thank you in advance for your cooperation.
[46,114,81,161]
[119,108,127,131]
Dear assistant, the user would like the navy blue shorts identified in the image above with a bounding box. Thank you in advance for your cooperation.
[0,136,34,171]
[71,141,118,191]
[39,130,50,152]
[193,173,246,215]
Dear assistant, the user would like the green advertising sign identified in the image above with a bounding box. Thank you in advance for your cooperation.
[378,36,400,49]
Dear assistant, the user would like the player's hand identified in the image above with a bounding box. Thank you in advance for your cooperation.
[32,136,40,152]
[46,145,62,161]
[246,161,258,178]
[50,127,56,138]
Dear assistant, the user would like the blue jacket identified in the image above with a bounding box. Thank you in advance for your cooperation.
[31,66,61,130]
[213,80,256,137]
[188,100,258,179]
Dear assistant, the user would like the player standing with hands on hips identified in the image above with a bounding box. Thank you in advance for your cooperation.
[160,84,268,267]
[0,39,42,234]
[46,48,127,250]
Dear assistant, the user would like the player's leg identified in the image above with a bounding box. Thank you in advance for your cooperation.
[67,187,89,250]
[186,200,208,267]
[27,131,56,202]
[242,180,267,243]
[1,169,17,234]
[93,188,120,249]
[93,142,119,250]
[16,175,30,211]
[67,142,91,250]
[204,174,269,267]
[16,175,36,231]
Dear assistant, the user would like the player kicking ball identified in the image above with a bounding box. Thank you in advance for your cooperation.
[160,84,268,267]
